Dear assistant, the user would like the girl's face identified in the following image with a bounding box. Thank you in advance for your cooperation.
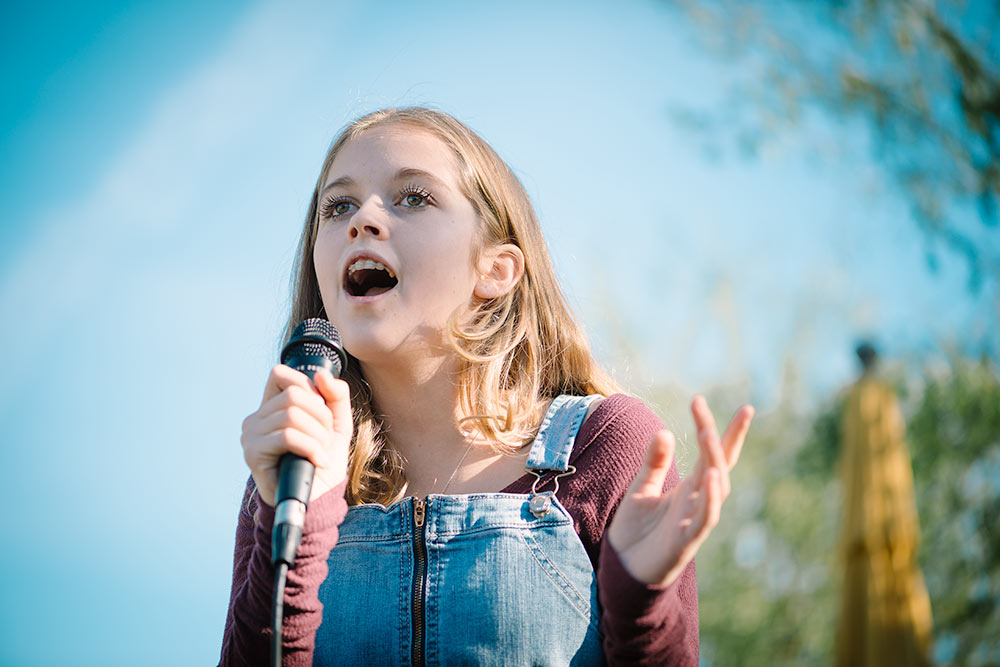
[313,125,484,366]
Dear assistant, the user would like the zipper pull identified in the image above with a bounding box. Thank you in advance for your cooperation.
[414,497,426,528]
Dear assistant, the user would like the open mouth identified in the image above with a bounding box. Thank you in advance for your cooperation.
[344,258,399,297]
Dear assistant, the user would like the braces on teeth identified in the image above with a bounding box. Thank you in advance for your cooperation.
[348,259,396,278]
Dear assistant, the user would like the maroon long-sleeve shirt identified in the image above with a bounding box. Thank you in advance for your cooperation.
[219,394,698,666]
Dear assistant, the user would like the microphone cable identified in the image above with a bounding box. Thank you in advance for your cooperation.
[272,562,289,667]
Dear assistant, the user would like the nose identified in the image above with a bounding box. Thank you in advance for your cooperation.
[349,197,389,240]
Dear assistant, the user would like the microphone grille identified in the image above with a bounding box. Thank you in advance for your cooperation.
[281,318,346,376]
[291,318,341,345]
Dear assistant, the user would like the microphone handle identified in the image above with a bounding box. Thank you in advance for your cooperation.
[272,455,315,565]
[271,360,331,566]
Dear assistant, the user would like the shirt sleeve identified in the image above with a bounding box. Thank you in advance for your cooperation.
[218,477,348,667]
[598,539,698,666]
[520,394,700,666]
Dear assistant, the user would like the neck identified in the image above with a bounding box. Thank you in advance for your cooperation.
[359,353,476,486]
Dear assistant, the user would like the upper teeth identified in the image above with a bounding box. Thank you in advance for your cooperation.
[348,259,396,278]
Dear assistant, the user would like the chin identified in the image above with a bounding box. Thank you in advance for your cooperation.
[337,321,453,369]
[329,320,393,359]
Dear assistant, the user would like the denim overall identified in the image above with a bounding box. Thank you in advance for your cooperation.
[314,395,605,666]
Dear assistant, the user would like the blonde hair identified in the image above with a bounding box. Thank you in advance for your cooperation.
[285,107,621,505]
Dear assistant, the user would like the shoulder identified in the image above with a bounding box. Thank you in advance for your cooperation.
[575,393,665,455]
[567,393,666,486]
[571,393,682,493]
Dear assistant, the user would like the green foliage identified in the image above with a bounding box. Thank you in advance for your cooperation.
[907,359,1000,665]
[681,357,1000,665]
[667,0,1000,291]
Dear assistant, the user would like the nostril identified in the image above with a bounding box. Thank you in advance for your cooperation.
[365,225,380,236]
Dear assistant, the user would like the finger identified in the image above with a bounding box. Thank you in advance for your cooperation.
[260,364,316,404]
[255,404,332,448]
[687,468,722,545]
[259,383,333,431]
[692,396,730,497]
[626,430,676,497]
[688,395,717,480]
[314,371,353,441]
[690,395,721,440]
[720,404,755,469]
[261,428,332,470]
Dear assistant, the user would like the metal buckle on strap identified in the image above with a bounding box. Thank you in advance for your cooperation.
[526,466,576,518]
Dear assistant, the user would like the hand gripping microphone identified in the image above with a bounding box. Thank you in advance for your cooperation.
[272,318,348,567]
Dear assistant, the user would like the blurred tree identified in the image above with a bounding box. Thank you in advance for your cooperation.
[686,356,999,665]
[905,356,1000,665]
[666,0,1000,291]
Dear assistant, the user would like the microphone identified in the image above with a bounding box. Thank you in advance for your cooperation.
[272,318,348,567]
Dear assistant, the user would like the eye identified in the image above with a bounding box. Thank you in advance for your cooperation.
[319,196,356,220]
[398,185,433,209]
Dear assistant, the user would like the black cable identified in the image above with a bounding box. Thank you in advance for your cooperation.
[272,561,289,667]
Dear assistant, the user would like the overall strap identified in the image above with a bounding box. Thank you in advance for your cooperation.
[525,394,603,473]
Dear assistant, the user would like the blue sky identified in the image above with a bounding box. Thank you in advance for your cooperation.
[0,1,995,665]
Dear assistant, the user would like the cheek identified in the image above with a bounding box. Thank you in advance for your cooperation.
[415,235,478,291]
[312,232,341,294]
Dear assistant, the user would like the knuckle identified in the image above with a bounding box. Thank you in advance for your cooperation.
[287,383,313,404]
[277,389,296,409]
[307,389,328,411]
[285,405,308,428]
[277,426,297,445]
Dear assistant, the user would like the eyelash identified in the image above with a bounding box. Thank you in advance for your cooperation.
[319,196,353,219]
[318,185,435,220]
[399,184,433,208]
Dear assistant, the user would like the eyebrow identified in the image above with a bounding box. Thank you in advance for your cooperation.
[319,168,452,197]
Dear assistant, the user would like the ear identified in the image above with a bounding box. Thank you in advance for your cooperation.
[474,243,525,299]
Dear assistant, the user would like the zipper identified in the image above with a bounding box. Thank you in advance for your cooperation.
[411,497,428,667]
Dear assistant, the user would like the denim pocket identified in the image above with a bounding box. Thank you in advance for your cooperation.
[517,525,603,635]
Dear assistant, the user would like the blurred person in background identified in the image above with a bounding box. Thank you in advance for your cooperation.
[837,342,932,666]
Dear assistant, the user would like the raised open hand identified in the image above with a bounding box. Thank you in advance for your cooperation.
[607,396,754,587]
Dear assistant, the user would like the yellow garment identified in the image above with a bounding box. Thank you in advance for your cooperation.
[836,375,933,667]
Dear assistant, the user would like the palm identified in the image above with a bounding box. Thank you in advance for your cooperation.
[608,397,754,587]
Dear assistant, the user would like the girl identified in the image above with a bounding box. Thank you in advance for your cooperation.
[220,107,754,666]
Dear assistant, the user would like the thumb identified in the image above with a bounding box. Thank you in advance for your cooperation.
[627,430,676,497]
[314,370,353,439]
